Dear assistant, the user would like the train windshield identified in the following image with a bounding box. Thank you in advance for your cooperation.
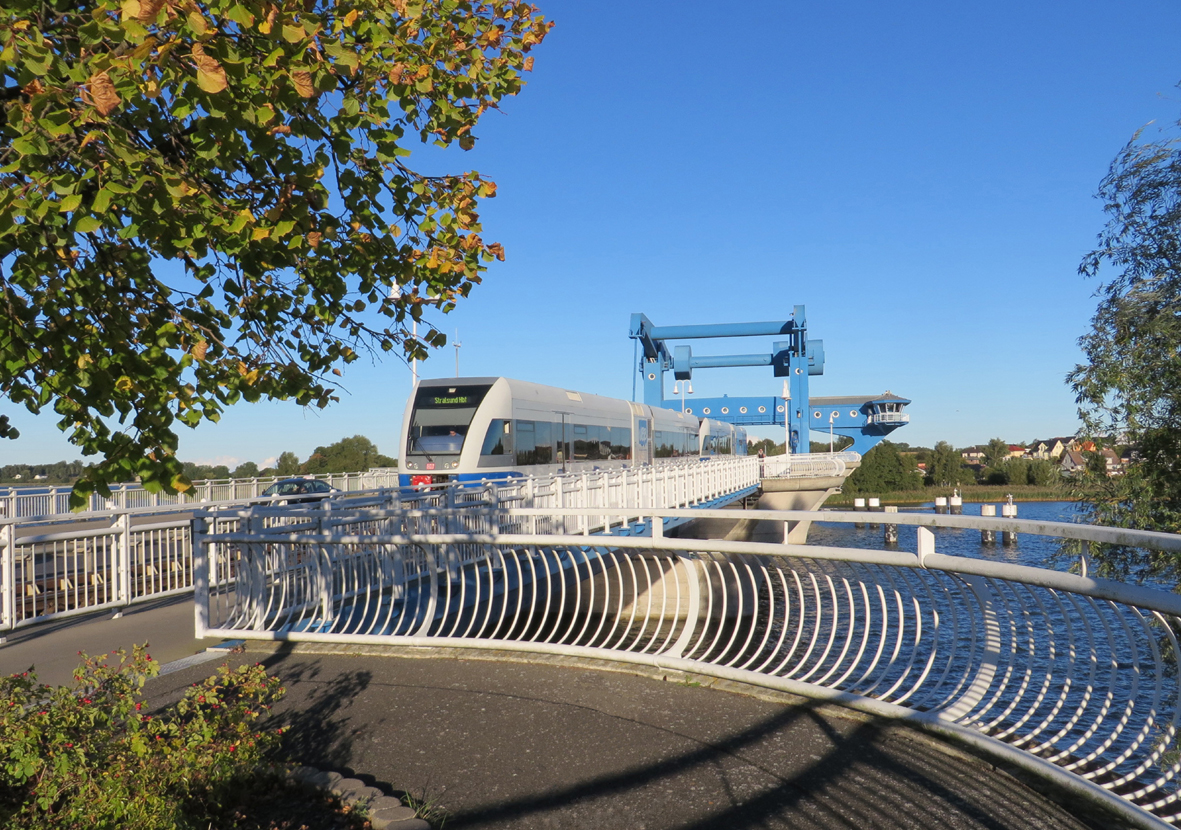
[407,384,492,457]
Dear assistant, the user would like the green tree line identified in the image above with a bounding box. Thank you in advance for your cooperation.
[1,435,395,486]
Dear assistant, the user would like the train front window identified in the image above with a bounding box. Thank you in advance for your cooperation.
[408,384,491,456]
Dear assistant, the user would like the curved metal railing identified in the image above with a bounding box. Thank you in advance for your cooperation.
[194,506,1181,828]
[759,451,859,479]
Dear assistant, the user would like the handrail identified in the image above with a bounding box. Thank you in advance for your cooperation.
[0,457,762,632]
[193,506,1181,828]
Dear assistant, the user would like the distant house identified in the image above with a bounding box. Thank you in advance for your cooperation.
[1027,438,1069,461]
[961,447,985,464]
[1060,450,1087,476]
[1060,447,1123,477]
[1007,444,1025,459]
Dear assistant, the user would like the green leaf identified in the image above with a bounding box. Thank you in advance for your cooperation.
[76,215,102,233]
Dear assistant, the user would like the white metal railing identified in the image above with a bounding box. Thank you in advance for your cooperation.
[194,506,1181,829]
[0,457,760,632]
[758,451,859,479]
[0,468,402,520]
[867,412,910,425]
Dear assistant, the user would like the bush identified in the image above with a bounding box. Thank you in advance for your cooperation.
[0,645,285,829]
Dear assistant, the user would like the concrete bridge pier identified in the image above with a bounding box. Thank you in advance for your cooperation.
[758,476,846,543]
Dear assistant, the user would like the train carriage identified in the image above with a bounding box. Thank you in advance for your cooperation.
[399,377,745,488]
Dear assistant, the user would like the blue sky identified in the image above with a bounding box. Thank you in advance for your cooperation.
[5,0,1181,467]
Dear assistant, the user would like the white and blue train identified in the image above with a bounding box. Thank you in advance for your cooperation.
[398,376,748,488]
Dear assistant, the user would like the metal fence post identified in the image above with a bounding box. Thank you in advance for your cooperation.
[116,512,132,606]
[192,515,210,638]
[1,523,14,634]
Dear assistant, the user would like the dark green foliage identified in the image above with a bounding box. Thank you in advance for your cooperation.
[275,451,301,477]
[0,645,285,828]
[843,440,923,494]
[302,434,396,474]
[925,440,974,487]
[232,461,260,479]
[982,437,1010,469]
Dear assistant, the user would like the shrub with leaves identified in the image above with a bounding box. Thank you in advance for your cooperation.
[0,644,286,828]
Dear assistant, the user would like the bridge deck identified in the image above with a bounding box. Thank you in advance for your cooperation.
[0,602,1091,829]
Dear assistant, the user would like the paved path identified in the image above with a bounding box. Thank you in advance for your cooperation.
[4,601,1097,830]
[147,647,1095,830]
[0,595,215,686]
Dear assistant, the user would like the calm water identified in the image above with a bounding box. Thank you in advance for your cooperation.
[809,500,1083,571]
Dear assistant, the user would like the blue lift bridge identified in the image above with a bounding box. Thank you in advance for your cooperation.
[629,306,910,456]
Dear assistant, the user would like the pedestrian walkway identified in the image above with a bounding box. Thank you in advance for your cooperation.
[4,600,1096,829]
[0,595,215,686]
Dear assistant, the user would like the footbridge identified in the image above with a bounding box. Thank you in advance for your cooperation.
[8,463,1181,826]
[189,496,1181,830]
[3,454,835,633]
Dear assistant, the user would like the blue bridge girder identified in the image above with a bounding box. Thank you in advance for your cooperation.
[630,308,910,456]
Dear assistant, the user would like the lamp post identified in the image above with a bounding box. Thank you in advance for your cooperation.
[389,285,418,386]
[782,379,791,457]
[829,410,837,454]
[672,380,692,413]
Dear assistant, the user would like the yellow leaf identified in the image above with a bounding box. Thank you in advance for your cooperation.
[191,340,208,361]
[259,6,278,34]
[88,71,120,116]
[187,10,207,35]
[291,70,315,98]
[343,9,359,26]
[252,227,270,241]
[115,376,133,393]
[192,44,228,94]
[121,0,141,22]
[12,20,29,31]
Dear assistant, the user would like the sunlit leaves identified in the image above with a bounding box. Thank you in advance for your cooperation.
[0,0,551,504]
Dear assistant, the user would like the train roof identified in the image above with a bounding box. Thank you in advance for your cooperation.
[415,376,697,423]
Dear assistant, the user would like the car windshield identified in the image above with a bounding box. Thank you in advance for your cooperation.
[263,481,306,496]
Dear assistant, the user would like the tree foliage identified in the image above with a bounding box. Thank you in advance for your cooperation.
[925,440,972,488]
[0,0,550,506]
[982,437,1010,468]
[1069,112,1181,584]
[302,433,393,473]
[843,440,923,494]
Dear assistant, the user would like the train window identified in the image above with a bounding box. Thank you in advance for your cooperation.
[407,383,491,457]
[480,420,512,456]
[573,424,591,460]
[608,426,631,460]
[514,421,536,465]
[535,421,554,463]
[513,420,556,465]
